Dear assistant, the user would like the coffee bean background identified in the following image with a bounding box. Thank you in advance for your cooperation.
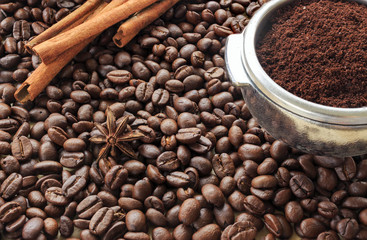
[0,0,366,239]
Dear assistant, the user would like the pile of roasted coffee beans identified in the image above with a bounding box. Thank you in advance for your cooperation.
[0,0,367,239]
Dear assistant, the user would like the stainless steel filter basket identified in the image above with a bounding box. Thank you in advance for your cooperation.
[225,0,367,157]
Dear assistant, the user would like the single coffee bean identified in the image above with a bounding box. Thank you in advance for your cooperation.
[126,209,146,232]
[289,174,314,199]
[11,136,32,161]
[212,153,235,179]
[89,207,114,236]
[243,195,265,216]
[22,217,44,240]
[317,201,338,219]
[166,171,190,188]
[157,151,180,172]
[0,201,22,223]
[45,187,69,206]
[192,223,221,240]
[201,184,225,208]
[0,173,22,199]
[300,218,326,238]
[284,201,303,223]
[179,198,201,225]
[336,218,359,239]
[77,195,103,219]
[176,127,201,144]
[62,175,87,198]
[104,165,128,190]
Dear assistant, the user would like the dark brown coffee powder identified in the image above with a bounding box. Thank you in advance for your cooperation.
[257,0,367,108]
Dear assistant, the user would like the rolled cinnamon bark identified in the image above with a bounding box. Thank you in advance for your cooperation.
[15,0,128,102]
[113,0,181,48]
[26,0,103,52]
[32,0,158,65]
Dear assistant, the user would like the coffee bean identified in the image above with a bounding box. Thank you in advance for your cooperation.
[0,173,22,199]
[179,198,201,225]
[166,171,190,188]
[11,135,32,161]
[336,218,359,239]
[60,151,85,168]
[105,165,128,190]
[212,153,235,179]
[22,217,44,240]
[300,218,326,238]
[243,195,265,216]
[0,201,22,223]
[176,127,201,144]
[126,209,146,232]
[89,207,114,236]
[45,187,69,206]
[157,151,180,172]
[284,201,303,223]
[62,175,87,198]
[193,223,221,240]
[47,126,68,146]
[318,201,338,219]
[201,184,225,208]
[289,174,314,199]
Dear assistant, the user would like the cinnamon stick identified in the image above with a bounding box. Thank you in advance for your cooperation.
[26,0,103,52]
[32,0,158,65]
[15,0,129,102]
[113,0,180,48]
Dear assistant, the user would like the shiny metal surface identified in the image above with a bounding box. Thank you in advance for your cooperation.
[225,0,367,157]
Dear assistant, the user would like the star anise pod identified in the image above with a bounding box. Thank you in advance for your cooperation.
[89,108,144,161]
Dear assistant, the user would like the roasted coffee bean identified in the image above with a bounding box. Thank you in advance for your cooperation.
[336,218,359,239]
[285,201,303,223]
[157,151,180,172]
[60,151,85,168]
[13,20,31,40]
[167,171,190,188]
[0,173,22,199]
[45,187,69,206]
[243,195,265,216]
[289,174,314,199]
[47,126,68,146]
[126,209,146,232]
[59,215,73,237]
[22,217,44,240]
[11,136,32,161]
[77,195,103,219]
[192,223,221,240]
[251,175,277,189]
[1,155,19,174]
[62,175,87,198]
[201,184,225,208]
[179,198,201,225]
[89,207,114,236]
[300,218,326,238]
[34,161,62,174]
[317,231,340,240]
[318,201,338,219]
[212,153,235,179]
[0,201,22,223]
[105,165,128,190]
[264,214,283,237]
[176,127,201,144]
[335,157,357,181]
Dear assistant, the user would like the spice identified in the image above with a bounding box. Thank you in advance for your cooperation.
[113,0,181,47]
[256,0,367,108]
[31,0,159,65]
[15,0,180,103]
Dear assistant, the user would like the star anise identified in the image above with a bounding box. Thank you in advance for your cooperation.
[89,107,144,161]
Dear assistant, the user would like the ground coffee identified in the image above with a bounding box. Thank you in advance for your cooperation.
[257,0,367,108]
